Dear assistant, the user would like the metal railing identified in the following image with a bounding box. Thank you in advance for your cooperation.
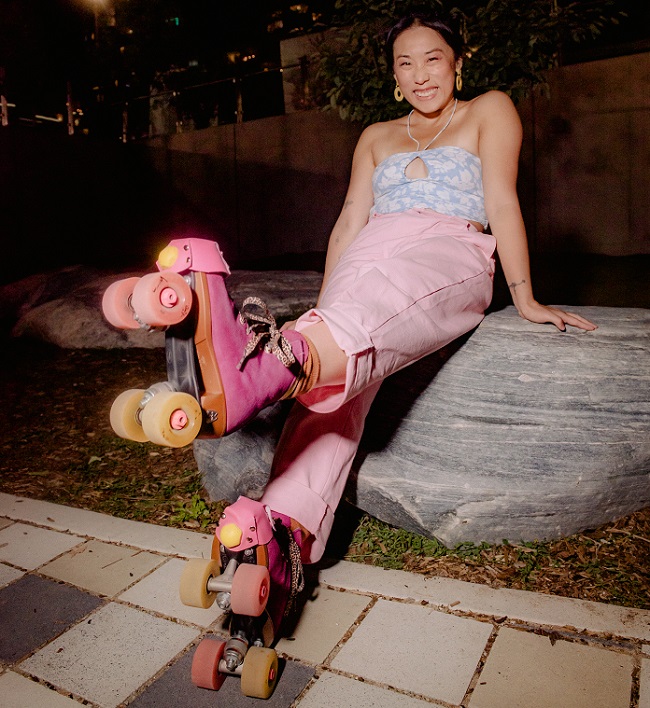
[0,60,315,142]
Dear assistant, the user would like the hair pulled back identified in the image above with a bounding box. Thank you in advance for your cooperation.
[385,12,463,65]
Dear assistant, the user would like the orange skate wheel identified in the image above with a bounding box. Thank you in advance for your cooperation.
[109,389,149,442]
[179,558,220,609]
[131,271,192,327]
[102,277,141,329]
[241,646,279,699]
[191,638,227,690]
[140,391,202,448]
[230,564,270,617]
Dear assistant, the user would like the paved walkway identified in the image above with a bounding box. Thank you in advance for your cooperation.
[1,492,649,708]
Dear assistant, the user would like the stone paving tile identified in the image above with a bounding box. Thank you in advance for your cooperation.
[0,522,83,571]
[320,560,650,641]
[119,557,226,627]
[468,626,632,708]
[0,561,24,588]
[0,574,104,663]
[0,493,211,558]
[639,657,650,708]
[40,539,165,597]
[0,671,81,707]
[295,671,435,707]
[0,517,13,531]
[331,598,492,705]
[20,602,199,708]
[130,638,315,707]
[276,586,372,665]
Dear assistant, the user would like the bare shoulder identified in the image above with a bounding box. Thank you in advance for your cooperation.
[360,118,404,143]
[470,90,519,120]
[357,116,408,163]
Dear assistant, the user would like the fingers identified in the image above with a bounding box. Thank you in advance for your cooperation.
[522,304,598,332]
[547,312,598,332]
[554,310,598,332]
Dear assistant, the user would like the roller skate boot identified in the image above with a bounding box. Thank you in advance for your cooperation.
[102,237,319,448]
[179,496,305,699]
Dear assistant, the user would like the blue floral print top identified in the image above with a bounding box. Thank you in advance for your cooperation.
[371,146,488,228]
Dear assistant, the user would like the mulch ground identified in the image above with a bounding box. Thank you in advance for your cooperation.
[1,336,649,609]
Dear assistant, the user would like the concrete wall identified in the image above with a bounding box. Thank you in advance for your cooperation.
[146,110,363,265]
[147,51,649,260]
[0,127,178,285]
[518,51,650,256]
[2,52,647,287]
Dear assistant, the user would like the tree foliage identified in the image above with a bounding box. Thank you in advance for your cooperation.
[314,0,623,124]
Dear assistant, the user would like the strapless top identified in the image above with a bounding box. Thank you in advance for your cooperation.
[370,146,488,228]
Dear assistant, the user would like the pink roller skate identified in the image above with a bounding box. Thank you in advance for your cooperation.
[179,496,305,699]
[102,238,317,448]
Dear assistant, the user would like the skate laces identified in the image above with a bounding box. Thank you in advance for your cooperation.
[237,297,296,370]
[277,521,305,619]
[265,507,305,619]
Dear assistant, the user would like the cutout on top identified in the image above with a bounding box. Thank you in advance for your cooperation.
[404,156,429,180]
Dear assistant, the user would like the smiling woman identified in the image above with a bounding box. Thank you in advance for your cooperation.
[100,12,597,577]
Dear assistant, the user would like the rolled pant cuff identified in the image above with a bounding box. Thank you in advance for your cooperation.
[260,477,333,564]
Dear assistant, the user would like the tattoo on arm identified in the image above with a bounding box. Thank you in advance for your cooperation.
[508,279,526,292]
[342,199,353,209]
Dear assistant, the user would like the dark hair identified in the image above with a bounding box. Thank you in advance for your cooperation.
[385,13,463,65]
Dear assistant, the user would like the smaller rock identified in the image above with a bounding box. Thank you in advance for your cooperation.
[7,267,322,349]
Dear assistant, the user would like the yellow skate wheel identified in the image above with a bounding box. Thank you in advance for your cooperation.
[230,564,270,617]
[102,277,141,329]
[191,638,227,690]
[131,271,192,327]
[109,389,149,442]
[141,391,202,448]
[241,647,279,699]
[179,558,220,609]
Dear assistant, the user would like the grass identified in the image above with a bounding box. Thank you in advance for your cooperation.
[1,336,649,609]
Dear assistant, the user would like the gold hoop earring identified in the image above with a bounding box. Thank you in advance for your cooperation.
[455,71,463,93]
[394,82,404,102]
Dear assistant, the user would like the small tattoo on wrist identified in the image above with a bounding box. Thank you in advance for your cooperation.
[508,279,526,291]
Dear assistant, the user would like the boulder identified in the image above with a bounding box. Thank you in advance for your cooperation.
[195,306,650,546]
[5,268,321,349]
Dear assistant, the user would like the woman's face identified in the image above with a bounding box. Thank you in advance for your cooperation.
[393,25,461,112]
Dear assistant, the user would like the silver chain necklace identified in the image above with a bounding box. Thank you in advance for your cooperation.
[407,99,458,151]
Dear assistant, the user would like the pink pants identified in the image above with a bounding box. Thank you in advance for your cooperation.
[260,209,496,562]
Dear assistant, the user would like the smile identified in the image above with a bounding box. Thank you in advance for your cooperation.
[413,87,438,98]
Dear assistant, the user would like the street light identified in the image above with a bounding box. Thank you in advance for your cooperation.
[88,0,105,45]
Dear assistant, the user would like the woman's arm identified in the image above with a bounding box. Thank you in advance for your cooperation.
[477,91,596,331]
[317,126,378,304]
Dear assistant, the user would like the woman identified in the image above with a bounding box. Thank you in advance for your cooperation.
[168,13,596,640]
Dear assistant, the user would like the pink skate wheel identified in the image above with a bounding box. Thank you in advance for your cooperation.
[231,564,270,617]
[191,638,227,690]
[102,277,141,330]
[131,271,192,327]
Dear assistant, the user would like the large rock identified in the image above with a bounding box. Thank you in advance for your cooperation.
[5,268,321,348]
[195,306,650,546]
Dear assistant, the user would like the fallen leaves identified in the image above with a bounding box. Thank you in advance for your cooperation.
[2,338,649,609]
